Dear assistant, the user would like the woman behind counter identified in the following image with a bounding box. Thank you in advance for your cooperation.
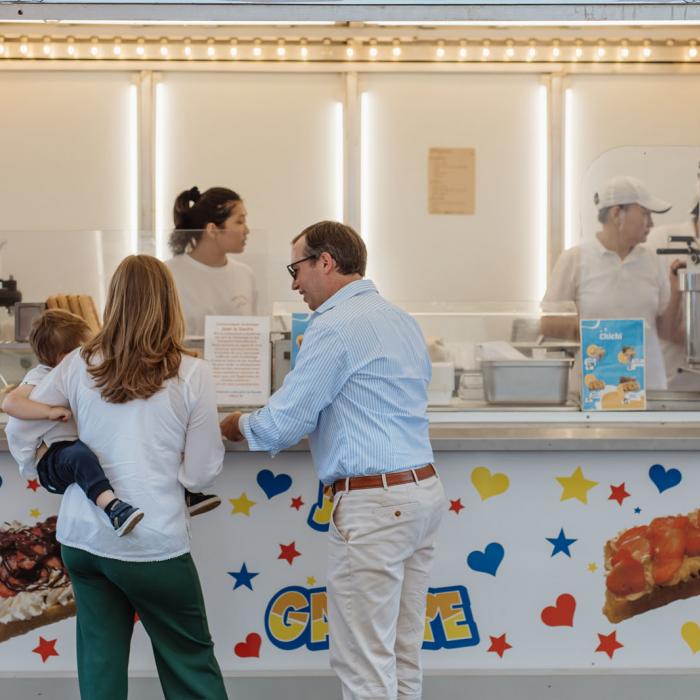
[166,186,256,336]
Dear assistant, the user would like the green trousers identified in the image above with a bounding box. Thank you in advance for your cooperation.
[61,545,228,700]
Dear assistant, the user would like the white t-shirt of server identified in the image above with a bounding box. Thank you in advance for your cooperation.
[543,236,670,390]
[166,253,257,336]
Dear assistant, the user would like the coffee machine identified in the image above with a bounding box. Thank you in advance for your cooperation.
[657,237,700,368]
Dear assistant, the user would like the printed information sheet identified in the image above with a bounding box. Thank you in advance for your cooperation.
[204,315,271,406]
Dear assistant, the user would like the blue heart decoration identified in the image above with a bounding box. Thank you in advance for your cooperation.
[256,469,293,499]
[649,464,682,493]
[467,542,504,576]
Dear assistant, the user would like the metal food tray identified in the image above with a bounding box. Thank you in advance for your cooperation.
[481,359,574,405]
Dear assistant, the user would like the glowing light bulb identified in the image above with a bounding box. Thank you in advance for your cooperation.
[346,46,354,58]
[528,46,536,59]
[597,46,606,58]
[436,45,445,59]
[620,45,630,59]
[506,46,515,58]
[552,46,560,58]
[113,42,122,57]
[643,46,652,58]
[575,46,583,59]
[459,45,467,59]
[369,45,378,58]
[43,41,51,57]
[207,45,216,58]
[160,43,168,57]
[689,44,698,59]
[19,41,28,56]
[253,44,262,58]
[230,45,238,58]
[392,45,401,57]
[482,46,490,59]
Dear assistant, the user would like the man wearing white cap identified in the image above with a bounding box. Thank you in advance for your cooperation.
[645,173,700,388]
[542,175,682,390]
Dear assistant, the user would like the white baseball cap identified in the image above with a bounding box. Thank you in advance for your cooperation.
[593,175,671,214]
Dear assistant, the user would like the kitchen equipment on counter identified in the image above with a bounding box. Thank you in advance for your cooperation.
[679,265,700,366]
[657,236,700,367]
[14,302,46,342]
[428,361,455,405]
[481,358,574,405]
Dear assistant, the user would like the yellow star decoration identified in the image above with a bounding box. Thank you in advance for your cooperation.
[30,508,41,518]
[306,577,316,586]
[556,466,598,504]
[229,492,256,516]
[587,562,598,573]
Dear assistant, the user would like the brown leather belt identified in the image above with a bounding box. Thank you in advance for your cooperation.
[331,464,436,495]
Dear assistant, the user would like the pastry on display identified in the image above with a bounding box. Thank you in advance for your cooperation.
[603,510,700,623]
[586,343,606,360]
[584,374,605,391]
[0,516,75,642]
[46,293,101,334]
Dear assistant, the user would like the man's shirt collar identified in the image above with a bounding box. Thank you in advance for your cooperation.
[314,279,378,316]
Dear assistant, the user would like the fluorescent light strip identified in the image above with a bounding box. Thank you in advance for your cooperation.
[155,81,167,260]
[129,83,139,253]
[564,87,575,250]
[537,84,548,301]
[360,91,370,260]
[335,101,344,223]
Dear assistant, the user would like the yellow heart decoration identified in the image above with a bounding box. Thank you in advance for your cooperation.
[681,622,700,654]
[471,466,510,501]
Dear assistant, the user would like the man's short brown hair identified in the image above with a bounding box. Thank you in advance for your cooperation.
[293,221,367,277]
[29,309,92,367]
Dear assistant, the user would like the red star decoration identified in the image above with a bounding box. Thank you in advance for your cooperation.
[26,479,40,492]
[487,633,512,658]
[278,542,301,565]
[290,496,304,511]
[448,498,465,514]
[595,630,623,659]
[609,483,631,506]
[32,636,59,663]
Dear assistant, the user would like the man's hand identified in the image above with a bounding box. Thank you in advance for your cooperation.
[220,412,245,442]
[48,406,72,422]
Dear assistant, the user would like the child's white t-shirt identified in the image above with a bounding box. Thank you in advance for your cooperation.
[6,364,78,476]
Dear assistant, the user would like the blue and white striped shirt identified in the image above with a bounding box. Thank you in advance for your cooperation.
[240,279,434,484]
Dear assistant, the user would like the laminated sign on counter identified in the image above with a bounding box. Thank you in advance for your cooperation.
[580,318,646,411]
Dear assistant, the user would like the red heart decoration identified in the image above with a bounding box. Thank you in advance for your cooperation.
[234,632,262,658]
[541,593,576,627]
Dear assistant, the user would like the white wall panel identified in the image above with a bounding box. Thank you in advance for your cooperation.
[0,72,134,306]
[566,74,700,248]
[155,72,344,314]
[359,73,546,304]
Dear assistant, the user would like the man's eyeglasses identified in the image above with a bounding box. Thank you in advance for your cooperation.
[286,255,317,279]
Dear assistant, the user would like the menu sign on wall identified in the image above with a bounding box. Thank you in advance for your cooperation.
[580,319,646,411]
[428,147,476,215]
[204,315,271,406]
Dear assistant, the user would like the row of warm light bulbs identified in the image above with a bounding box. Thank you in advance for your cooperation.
[1,37,699,61]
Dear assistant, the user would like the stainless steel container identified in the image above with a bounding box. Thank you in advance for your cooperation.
[481,359,574,405]
[680,267,700,366]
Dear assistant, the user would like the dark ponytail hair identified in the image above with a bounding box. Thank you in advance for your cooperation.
[169,186,242,255]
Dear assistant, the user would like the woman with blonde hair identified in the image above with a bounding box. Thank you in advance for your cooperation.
[10,255,228,699]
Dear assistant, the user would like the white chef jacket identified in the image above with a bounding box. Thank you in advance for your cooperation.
[543,235,671,390]
[166,253,257,336]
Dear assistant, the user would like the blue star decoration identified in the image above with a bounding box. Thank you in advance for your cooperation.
[546,528,577,557]
[634,507,642,514]
[228,563,259,591]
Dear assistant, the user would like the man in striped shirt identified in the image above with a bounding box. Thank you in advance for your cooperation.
[221,221,446,700]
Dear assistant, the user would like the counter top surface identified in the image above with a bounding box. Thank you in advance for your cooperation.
[2,414,697,453]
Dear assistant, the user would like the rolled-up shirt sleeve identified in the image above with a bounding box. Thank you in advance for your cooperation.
[179,360,224,491]
[5,360,70,479]
[241,321,349,454]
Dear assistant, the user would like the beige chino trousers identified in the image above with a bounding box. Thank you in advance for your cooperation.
[327,474,446,700]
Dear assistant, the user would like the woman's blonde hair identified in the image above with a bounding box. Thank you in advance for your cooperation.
[82,255,194,403]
